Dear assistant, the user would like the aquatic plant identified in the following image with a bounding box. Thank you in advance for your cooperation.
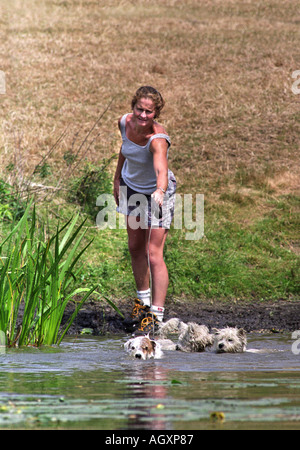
[0,201,97,347]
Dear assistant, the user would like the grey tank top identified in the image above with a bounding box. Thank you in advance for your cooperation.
[120,114,171,194]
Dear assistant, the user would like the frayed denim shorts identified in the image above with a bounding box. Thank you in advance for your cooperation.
[117,170,176,229]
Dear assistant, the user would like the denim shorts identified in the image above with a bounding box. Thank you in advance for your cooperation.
[117,170,176,229]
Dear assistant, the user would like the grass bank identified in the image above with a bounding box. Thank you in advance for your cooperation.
[0,0,299,305]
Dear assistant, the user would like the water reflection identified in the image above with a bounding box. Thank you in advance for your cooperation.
[123,362,171,429]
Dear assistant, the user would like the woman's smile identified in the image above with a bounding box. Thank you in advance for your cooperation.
[133,98,156,127]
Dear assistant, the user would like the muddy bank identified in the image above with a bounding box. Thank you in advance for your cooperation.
[62,298,300,335]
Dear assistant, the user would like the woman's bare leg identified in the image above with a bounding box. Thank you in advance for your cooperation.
[126,219,149,291]
[146,228,169,308]
[126,219,169,308]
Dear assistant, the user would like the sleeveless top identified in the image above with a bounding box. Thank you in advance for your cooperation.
[120,113,171,194]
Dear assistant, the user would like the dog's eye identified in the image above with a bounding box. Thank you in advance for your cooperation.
[143,346,148,351]
[131,346,135,350]
[228,339,233,342]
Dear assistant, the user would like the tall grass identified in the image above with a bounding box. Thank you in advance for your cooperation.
[0,201,97,347]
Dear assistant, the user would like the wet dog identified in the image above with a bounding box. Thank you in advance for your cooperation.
[157,318,188,338]
[177,322,214,352]
[158,319,247,354]
[212,327,247,353]
[124,334,163,360]
[158,319,213,352]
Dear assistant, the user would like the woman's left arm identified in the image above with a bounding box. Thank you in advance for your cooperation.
[151,138,169,206]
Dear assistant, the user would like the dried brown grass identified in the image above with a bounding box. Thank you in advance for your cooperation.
[0,0,299,203]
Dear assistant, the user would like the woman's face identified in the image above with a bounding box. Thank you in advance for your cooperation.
[133,97,156,128]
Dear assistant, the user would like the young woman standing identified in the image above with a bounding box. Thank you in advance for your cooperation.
[113,86,176,333]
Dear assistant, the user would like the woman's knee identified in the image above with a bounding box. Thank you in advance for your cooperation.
[128,242,145,259]
[148,247,164,267]
[128,235,146,258]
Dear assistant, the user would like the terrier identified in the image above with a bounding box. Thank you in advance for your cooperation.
[124,334,163,360]
[177,322,214,353]
[157,318,188,338]
[212,327,247,353]
[158,318,213,352]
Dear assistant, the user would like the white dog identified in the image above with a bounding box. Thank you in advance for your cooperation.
[158,318,213,352]
[212,327,247,353]
[177,322,214,352]
[158,319,247,354]
[124,334,163,360]
[157,318,188,338]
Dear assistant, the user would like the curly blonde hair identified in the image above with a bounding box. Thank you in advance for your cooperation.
[131,86,165,118]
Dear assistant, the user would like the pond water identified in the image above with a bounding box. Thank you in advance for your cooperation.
[0,333,299,430]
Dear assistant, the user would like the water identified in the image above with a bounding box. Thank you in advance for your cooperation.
[0,334,299,429]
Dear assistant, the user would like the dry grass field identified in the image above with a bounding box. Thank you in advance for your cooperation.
[0,0,299,301]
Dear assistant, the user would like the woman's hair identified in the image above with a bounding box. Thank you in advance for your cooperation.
[131,86,165,118]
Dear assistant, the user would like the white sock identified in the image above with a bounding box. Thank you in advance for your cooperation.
[136,289,151,307]
[150,305,165,322]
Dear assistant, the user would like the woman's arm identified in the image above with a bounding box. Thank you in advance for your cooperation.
[113,149,125,206]
[151,138,169,207]
[113,118,126,206]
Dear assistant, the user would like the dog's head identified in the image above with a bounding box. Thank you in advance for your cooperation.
[124,334,163,360]
[212,327,247,353]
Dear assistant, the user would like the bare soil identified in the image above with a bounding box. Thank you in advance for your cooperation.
[63,298,300,336]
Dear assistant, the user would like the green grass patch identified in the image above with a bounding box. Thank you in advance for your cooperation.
[75,192,299,302]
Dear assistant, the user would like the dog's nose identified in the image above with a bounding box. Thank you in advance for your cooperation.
[135,354,142,359]
[218,343,224,349]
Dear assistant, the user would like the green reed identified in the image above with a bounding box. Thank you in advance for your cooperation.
[0,201,97,347]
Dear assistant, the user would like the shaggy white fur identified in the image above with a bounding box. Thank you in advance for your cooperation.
[158,319,248,353]
[177,322,214,352]
[157,318,188,338]
[158,318,213,352]
[211,327,247,353]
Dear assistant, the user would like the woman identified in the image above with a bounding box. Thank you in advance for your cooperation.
[113,86,176,333]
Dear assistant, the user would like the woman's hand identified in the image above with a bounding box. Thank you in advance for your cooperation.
[151,188,165,207]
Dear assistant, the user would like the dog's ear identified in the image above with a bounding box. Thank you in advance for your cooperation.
[150,340,156,350]
[238,328,247,338]
[238,328,247,351]
[124,339,132,351]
